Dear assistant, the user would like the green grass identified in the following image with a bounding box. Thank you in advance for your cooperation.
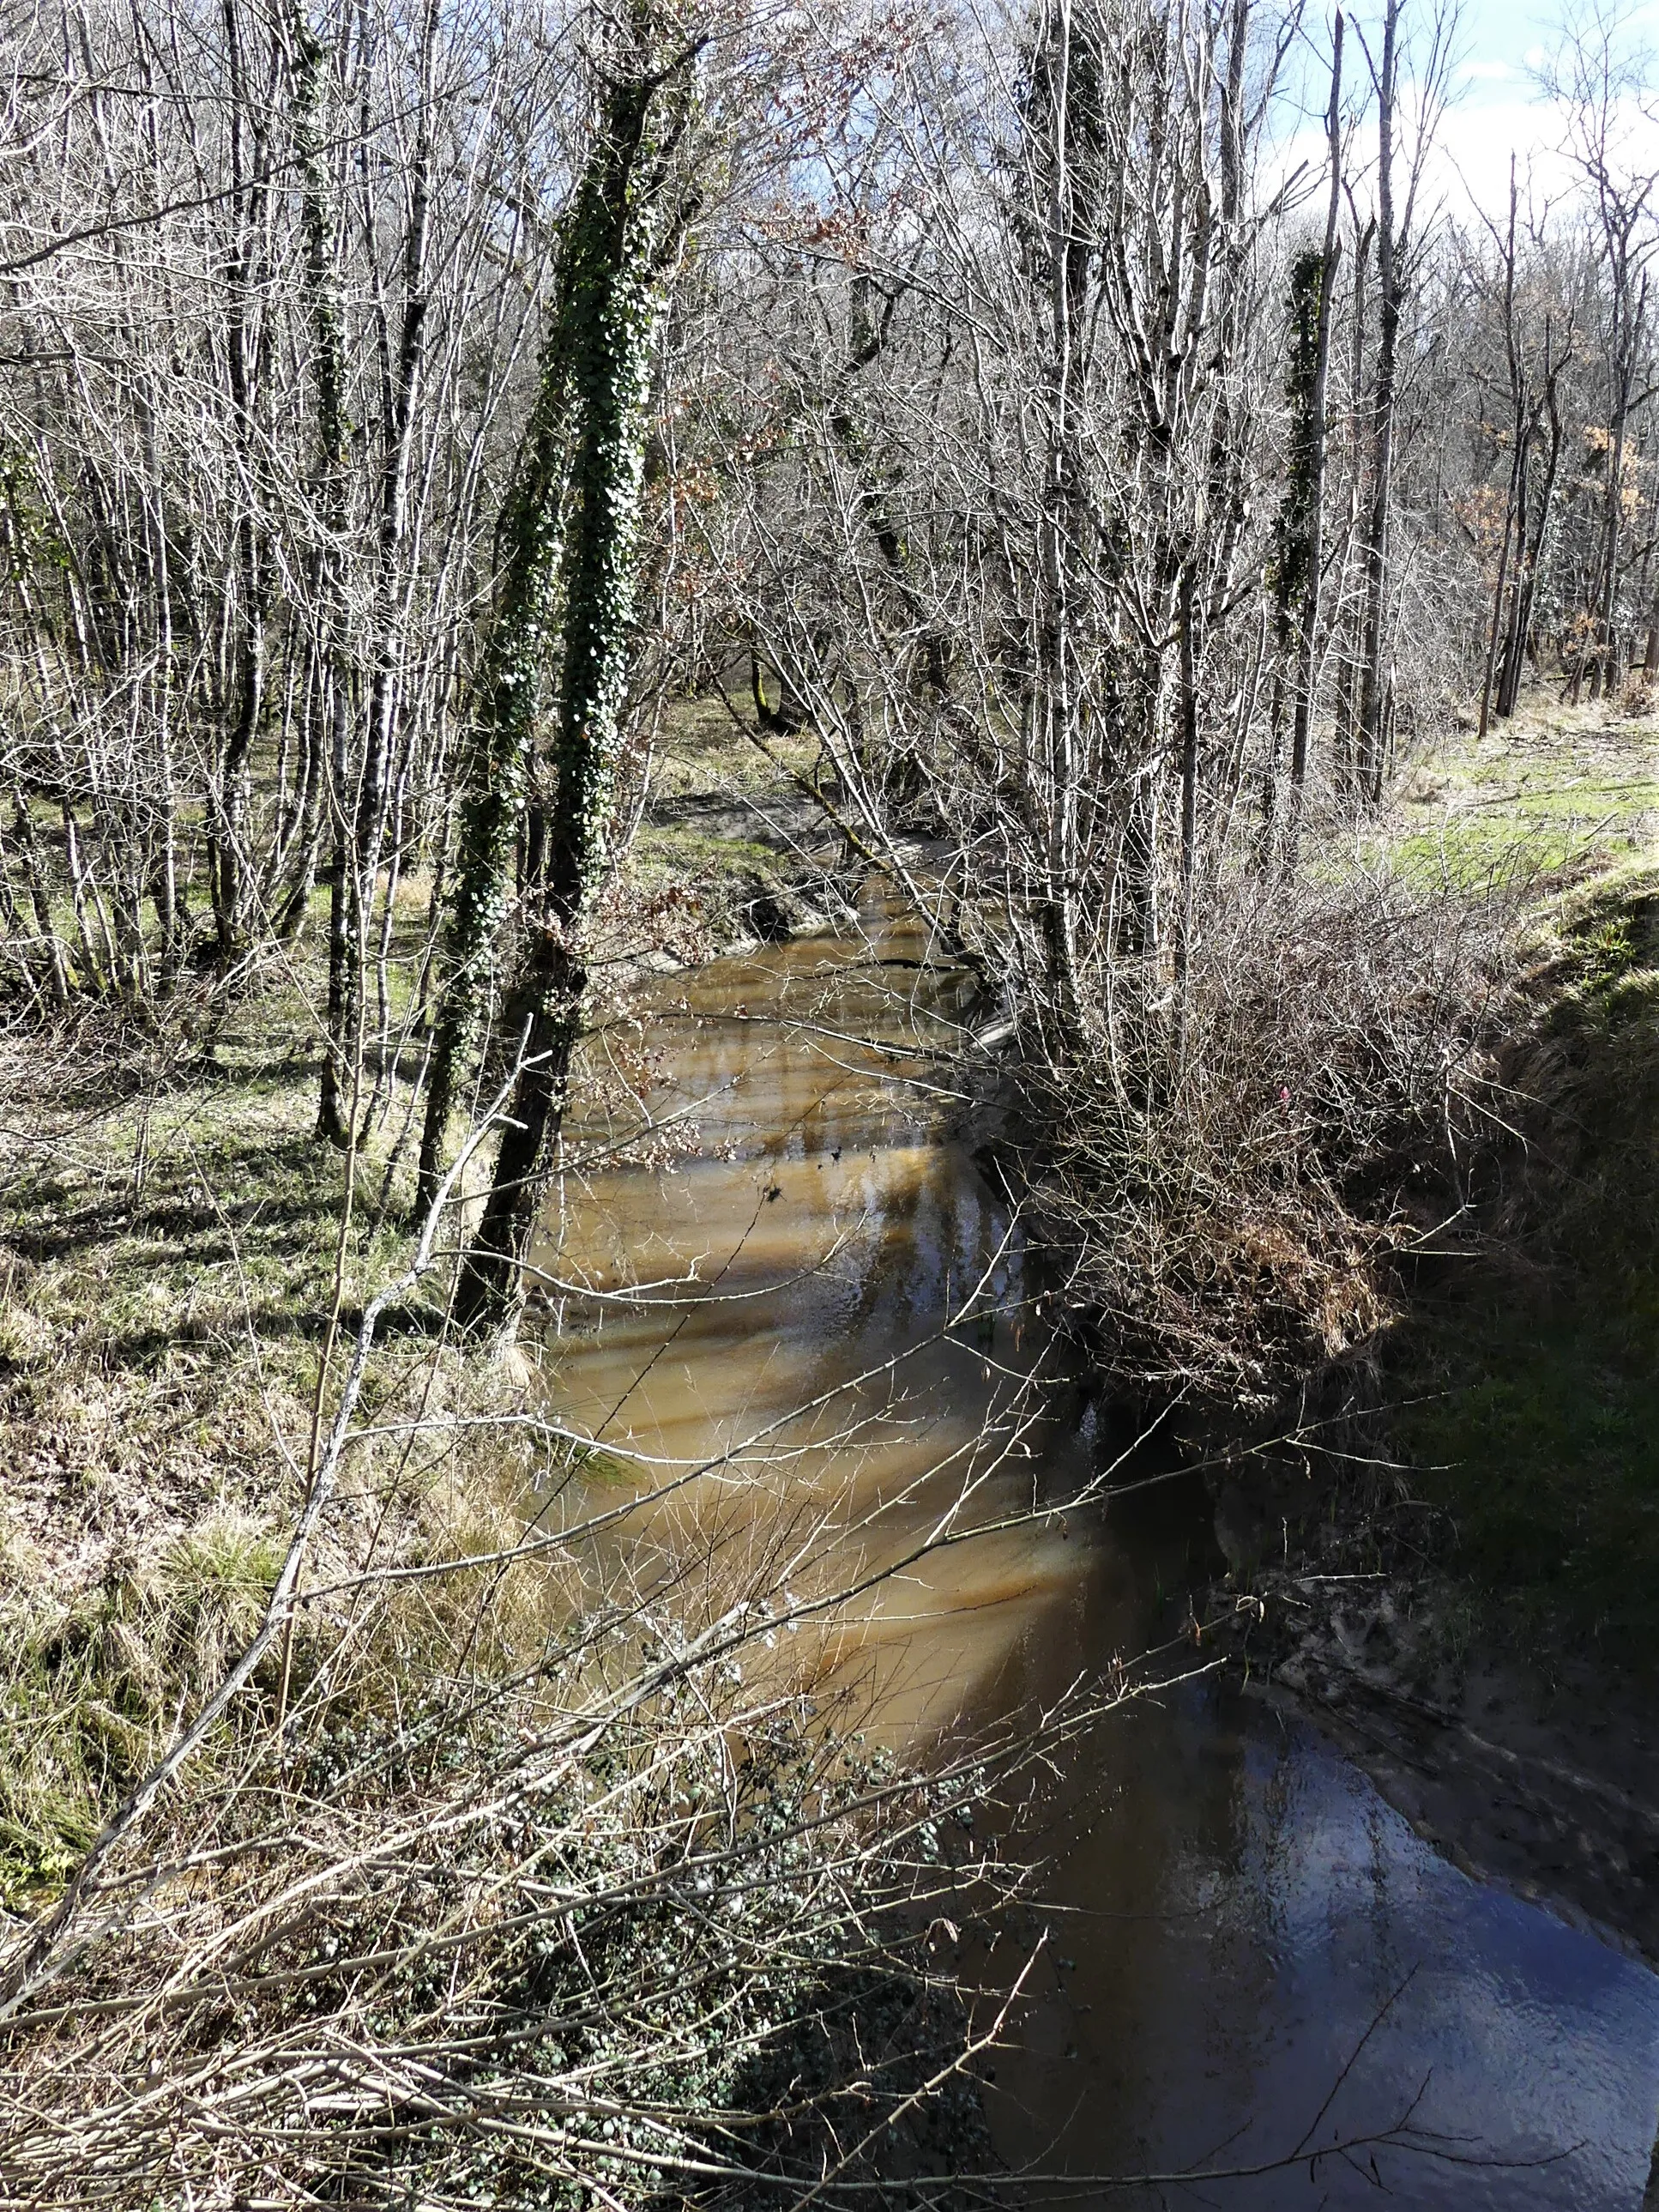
[631,821,788,892]
[0,982,324,1896]
[1388,703,1659,890]
[0,1511,287,1891]
[1390,830,1659,1657]
[0,949,507,1902]
[647,690,821,802]
[624,699,842,947]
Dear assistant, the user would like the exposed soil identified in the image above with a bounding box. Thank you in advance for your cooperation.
[1187,700,1659,1980]
[1222,1559,1659,1967]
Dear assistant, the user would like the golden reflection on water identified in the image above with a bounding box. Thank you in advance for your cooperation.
[529,896,1659,2210]
[532,892,1099,1744]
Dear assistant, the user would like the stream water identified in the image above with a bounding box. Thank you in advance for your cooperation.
[534,894,1659,2207]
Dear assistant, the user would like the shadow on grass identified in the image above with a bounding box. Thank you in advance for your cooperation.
[1387,865,1659,1657]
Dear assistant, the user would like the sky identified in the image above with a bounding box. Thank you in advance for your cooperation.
[1280,0,1659,226]
[1448,0,1656,209]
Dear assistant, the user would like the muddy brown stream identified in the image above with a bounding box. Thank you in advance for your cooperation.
[534,894,1659,2207]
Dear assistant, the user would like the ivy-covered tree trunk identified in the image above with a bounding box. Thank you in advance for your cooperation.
[419,25,696,1324]
[410,295,576,1218]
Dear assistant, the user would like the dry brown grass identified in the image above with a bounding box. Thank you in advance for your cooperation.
[0,1443,1009,2209]
[1028,845,1517,1419]
[0,964,1022,2210]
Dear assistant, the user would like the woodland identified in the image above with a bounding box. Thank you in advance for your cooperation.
[1,0,1658,2198]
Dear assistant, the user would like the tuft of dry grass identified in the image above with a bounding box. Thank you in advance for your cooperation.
[1029,847,1517,1420]
[0,1457,1006,2209]
[0,946,1013,2209]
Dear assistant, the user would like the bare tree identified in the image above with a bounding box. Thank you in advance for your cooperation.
[1275,10,1345,810]
[1539,1,1659,698]
[1353,0,1455,801]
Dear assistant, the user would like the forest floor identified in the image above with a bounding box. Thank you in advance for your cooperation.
[8,679,1659,1973]
[1227,684,1659,1964]
[630,693,848,944]
[0,699,830,1906]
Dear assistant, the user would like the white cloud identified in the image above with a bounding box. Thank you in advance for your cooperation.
[1427,95,1582,221]
[1267,82,1659,231]
[1442,87,1659,225]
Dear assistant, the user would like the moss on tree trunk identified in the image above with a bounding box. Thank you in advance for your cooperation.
[418,21,697,1324]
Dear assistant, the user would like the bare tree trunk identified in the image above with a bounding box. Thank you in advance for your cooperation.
[1173,559,1199,1047]
[348,0,437,1140]
[1479,163,1527,740]
[209,0,272,963]
[1598,297,1640,690]
[8,790,69,1004]
[1288,13,1344,800]
[281,6,358,1143]
[1356,0,1399,806]
[1499,327,1565,720]
[1031,0,1085,1050]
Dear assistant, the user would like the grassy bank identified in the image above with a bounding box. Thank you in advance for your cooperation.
[1390,853,1659,1657]
[1017,689,1659,1671]
[0,766,1004,2203]
[1288,695,1659,1669]
[1340,694,1659,1663]
[0,964,408,1899]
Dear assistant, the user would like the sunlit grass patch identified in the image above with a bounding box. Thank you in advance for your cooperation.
[0,1509,286,1903]
[1387,701,1659,891]
[0,961,552,1896]
[632,822,783,881]
[649,690,821,801]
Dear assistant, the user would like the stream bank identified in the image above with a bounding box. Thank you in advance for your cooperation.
[537,885,1659,2207]
[655,698,1659,1992]
[941,704,1659,1991]
[1194,850,1659,1978]
[0,837,1004,2203]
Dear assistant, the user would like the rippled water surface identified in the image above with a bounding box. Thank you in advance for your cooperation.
[535,897,1659,2206]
